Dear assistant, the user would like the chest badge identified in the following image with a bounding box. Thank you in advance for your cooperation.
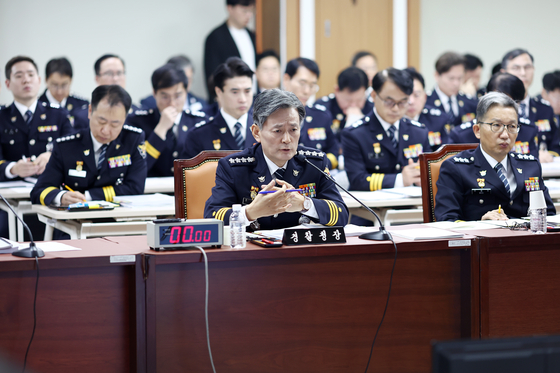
[84,149,90,156]
[293,170,299,176]
[116,144,121,150]
[376,133,383,141]
[306,116,312,123]
[299,183,317,197]
[219,127,227,134]
[336,113,344,120]
[373,143,381,155]
[250,186,259,200]
[67,104,73,111]
[11,116,16,123]
[258,175,266,183]
[477,178,485,188]
[479,170,487,176]
[182,125,188,132]
[76,161,83,171]
[331,119,340,132]
[525,177,539,191]
[213,139,221,150]
[532,106,537,113]
[459,100,464,107]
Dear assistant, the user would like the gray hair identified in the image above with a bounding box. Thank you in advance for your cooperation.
[252,89,305,129]
[476,91,519,122]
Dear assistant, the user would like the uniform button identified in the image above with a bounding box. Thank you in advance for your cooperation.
[120,173,124,177]
[479,199,484,204]
[74,183,78,187]
[170,167,174,172]
[48,137,52,142]
[510,200,513,205]
[29,139,35,145]
[316,144,322,149]
[9,140,14,145]
[172,151,178,158]
[97,176,101,180]
[396,164,401,171]
[375,165,380,170]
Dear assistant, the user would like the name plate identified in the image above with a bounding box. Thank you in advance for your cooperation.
[282,226,346,246]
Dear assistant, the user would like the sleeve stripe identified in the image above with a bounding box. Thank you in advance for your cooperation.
[145,141,160,159]
[324,200,338,226]
[368,173,385,191]
[326,153,338,169]
[103,186,115,202]
[39,187,58,206]
[215,207,231,221]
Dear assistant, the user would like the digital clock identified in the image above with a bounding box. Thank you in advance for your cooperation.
[147,219,223,251]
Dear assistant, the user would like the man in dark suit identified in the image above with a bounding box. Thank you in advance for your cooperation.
[31,85,147,206]
[39,57,89,130]
[204,0,256,102]
[436,92,555,221]
[183,57,255,159]
[204,89,348,229]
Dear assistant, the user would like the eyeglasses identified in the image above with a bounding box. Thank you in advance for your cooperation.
[294,79,319,92]
[508,64,534,73]
[478,121,520,134]
[99,70,125,78]
[48,82,70,91]
[377,94,409,109]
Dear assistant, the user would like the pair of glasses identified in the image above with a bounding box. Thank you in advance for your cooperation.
[478,121,520,134]
[377,94,408,109]
[100,71,125,78]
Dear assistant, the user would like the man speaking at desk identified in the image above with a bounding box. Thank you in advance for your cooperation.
[435,92,555,221]
[31,85,147,206]
[204,89,348,229]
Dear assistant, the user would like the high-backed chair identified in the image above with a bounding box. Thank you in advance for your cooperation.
[174,150,238,219]
[419,143,478,222]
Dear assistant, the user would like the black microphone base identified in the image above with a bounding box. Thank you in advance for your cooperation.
[359,229,392,241]
[12,244,45,258]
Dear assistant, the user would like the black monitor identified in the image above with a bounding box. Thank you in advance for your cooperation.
[432,335,560,373]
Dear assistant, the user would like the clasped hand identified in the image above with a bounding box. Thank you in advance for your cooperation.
[245,179,305,221]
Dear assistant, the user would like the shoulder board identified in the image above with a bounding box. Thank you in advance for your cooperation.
[537,97,551,107]
[228,156,256,166]
[50,102,60,109]
[133,109,150,116]
[69,93,88,102]
[510,152,536,161]
[519,117,531,125]
[298,149,324,159]
[123,124,142,133]
[422,108,428,114]
[313,103,326,112]
[321,96,329,102]
[452,156,474,164]
[194,120,207,128]
[426,90,433,96]
[459,91,474,100]
[185,110,206,118]
[459,121,473,130]
[429,108,442,116]
[348,119,363,129]
[56,133,81,143]
[328,93,335,99]
[410,120,424,128]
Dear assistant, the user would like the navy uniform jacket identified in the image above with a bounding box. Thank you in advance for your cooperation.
[342,113,431,191]
[204,143,348,229]
[139,93,208,113]
[0,101,75,181]
[126,108,206,176]
[417,105,454,151]
[318,93,375,139]
[30,126,147,206]
[39,90,89,131]
[435,146,555,221]
[449,119,539,158]
[526,96,558,154]
[299,103,340,168]
[182,110,256,159]
[426,90,478,125]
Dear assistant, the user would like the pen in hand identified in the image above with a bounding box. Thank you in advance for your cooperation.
[259,189,303,195]
[498,204,502,214]
[64,184,87,202]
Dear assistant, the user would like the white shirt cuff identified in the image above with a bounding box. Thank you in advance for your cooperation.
[394,173,404,188]
[302,199,319,219]
[239,206,253,226]
[5,162,17,179]
[85,191,92,201]
[53,191,65,206]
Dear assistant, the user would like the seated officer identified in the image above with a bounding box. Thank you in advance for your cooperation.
[255,50,281,94]
[183,57,256,159]
[31,85,147,206]
[320,67,374,138]
[342,68,431,191]
[436,92,555,221]
[0,56,74,182]
[351,51,378,89]
[204,89,348,229]
[39,57,89,131]
[404,67,453,151]
[94,54,140,112]
[426,52,478,126]
[461,53,484,99]
[540,70,560,126]
[450,73,539,158]
[127,64,206,176]
[283,57,339,168]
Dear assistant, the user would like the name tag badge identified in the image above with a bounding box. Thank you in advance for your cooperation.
[69,169,87,178]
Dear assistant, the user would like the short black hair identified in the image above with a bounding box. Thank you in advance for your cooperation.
[91,85,132,114]
[543,71,560,92]
[151,64,188,92]
[501,48,534,70]
[491,62,502,75]
[435,52,466,75]
[256,50,280,67]
[212,57,254,91]
[284,57,320,79]
[404,67,425,88]
[464,54,483,71]
[486,72,526,102]
[337,67,368,91]
[94,54,125,76]
[45,57,73,79]
[371,68,413,95]
[167,55,193,71]
[226,0,255,5]
[5,56,38,80]
[351,51,377,67]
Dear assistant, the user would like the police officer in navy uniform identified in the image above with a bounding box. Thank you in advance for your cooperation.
[38,57,89,131]
[404,67,453,151]
[31,85,147,206]
[183,57,256,159]
[205,89,348,229]
[127,64,206,176]
[319,67,375,139]
[426,52,478,126]
[539,71,560,156]
[282,57,340,168]
[342,68,431,191]
[436,92,555,222]
[0,56,74,182]
[450,73,539,158]
[94,54,140,113]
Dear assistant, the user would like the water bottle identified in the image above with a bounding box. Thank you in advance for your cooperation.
[529,190,547,234]
[229,204,246,249]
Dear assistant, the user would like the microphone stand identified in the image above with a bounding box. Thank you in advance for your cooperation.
[0,194,44,258]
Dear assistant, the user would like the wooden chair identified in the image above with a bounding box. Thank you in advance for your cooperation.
[174,150,238,219]
[419,143,478,222]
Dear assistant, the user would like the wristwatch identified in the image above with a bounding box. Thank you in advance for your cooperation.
[301,196,312,213]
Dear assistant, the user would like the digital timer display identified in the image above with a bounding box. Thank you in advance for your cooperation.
[159,223,220,245]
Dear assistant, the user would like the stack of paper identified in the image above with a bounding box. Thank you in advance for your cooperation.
[389,227,464,240]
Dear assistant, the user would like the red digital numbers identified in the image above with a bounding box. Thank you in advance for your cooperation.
[168,226,212,244]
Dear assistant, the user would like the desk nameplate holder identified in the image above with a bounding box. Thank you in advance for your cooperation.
[282,226,346,246]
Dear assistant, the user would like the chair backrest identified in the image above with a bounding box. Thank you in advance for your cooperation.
[174,150,238,219]
[419,143,478,222]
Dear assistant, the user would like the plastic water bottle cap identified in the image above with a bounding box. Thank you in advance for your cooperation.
[232,204,242,211]
[529,190,546,210]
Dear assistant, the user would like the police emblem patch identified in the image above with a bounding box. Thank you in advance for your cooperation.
[479,170,487,176]
[477,178,485,188]
[137,143,147,159]
[213,139,221,150]
[219,127,227,134]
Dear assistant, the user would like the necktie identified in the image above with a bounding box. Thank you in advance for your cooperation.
[274,168,286,180]
[387,125,398,149]
[25,110,33,125]
[234,122,244,150]
[519,102,527,119]
[495,163,511,196]
[97,144,108,170]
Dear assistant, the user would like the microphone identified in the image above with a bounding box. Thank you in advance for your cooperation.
[0,194,44,258]
[295,154,392,241]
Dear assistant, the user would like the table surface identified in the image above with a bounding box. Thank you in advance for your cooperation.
[31,201,174,220]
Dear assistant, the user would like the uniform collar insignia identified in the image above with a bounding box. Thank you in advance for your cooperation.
[84,149,90,156]
[479,170,486,176]
[306,116,312,123]
[517,168,522,174]
[376,133,383,141]
[220,127,227,134]
[11,116,16,122]
[336,113,344,120]
[40,114,46,120]
[258,175,266,183]
[402,134,409,141]
[116,144,121,149]
[293,170,299,176]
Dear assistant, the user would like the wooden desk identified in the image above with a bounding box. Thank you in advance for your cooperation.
[0,238,145,373]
